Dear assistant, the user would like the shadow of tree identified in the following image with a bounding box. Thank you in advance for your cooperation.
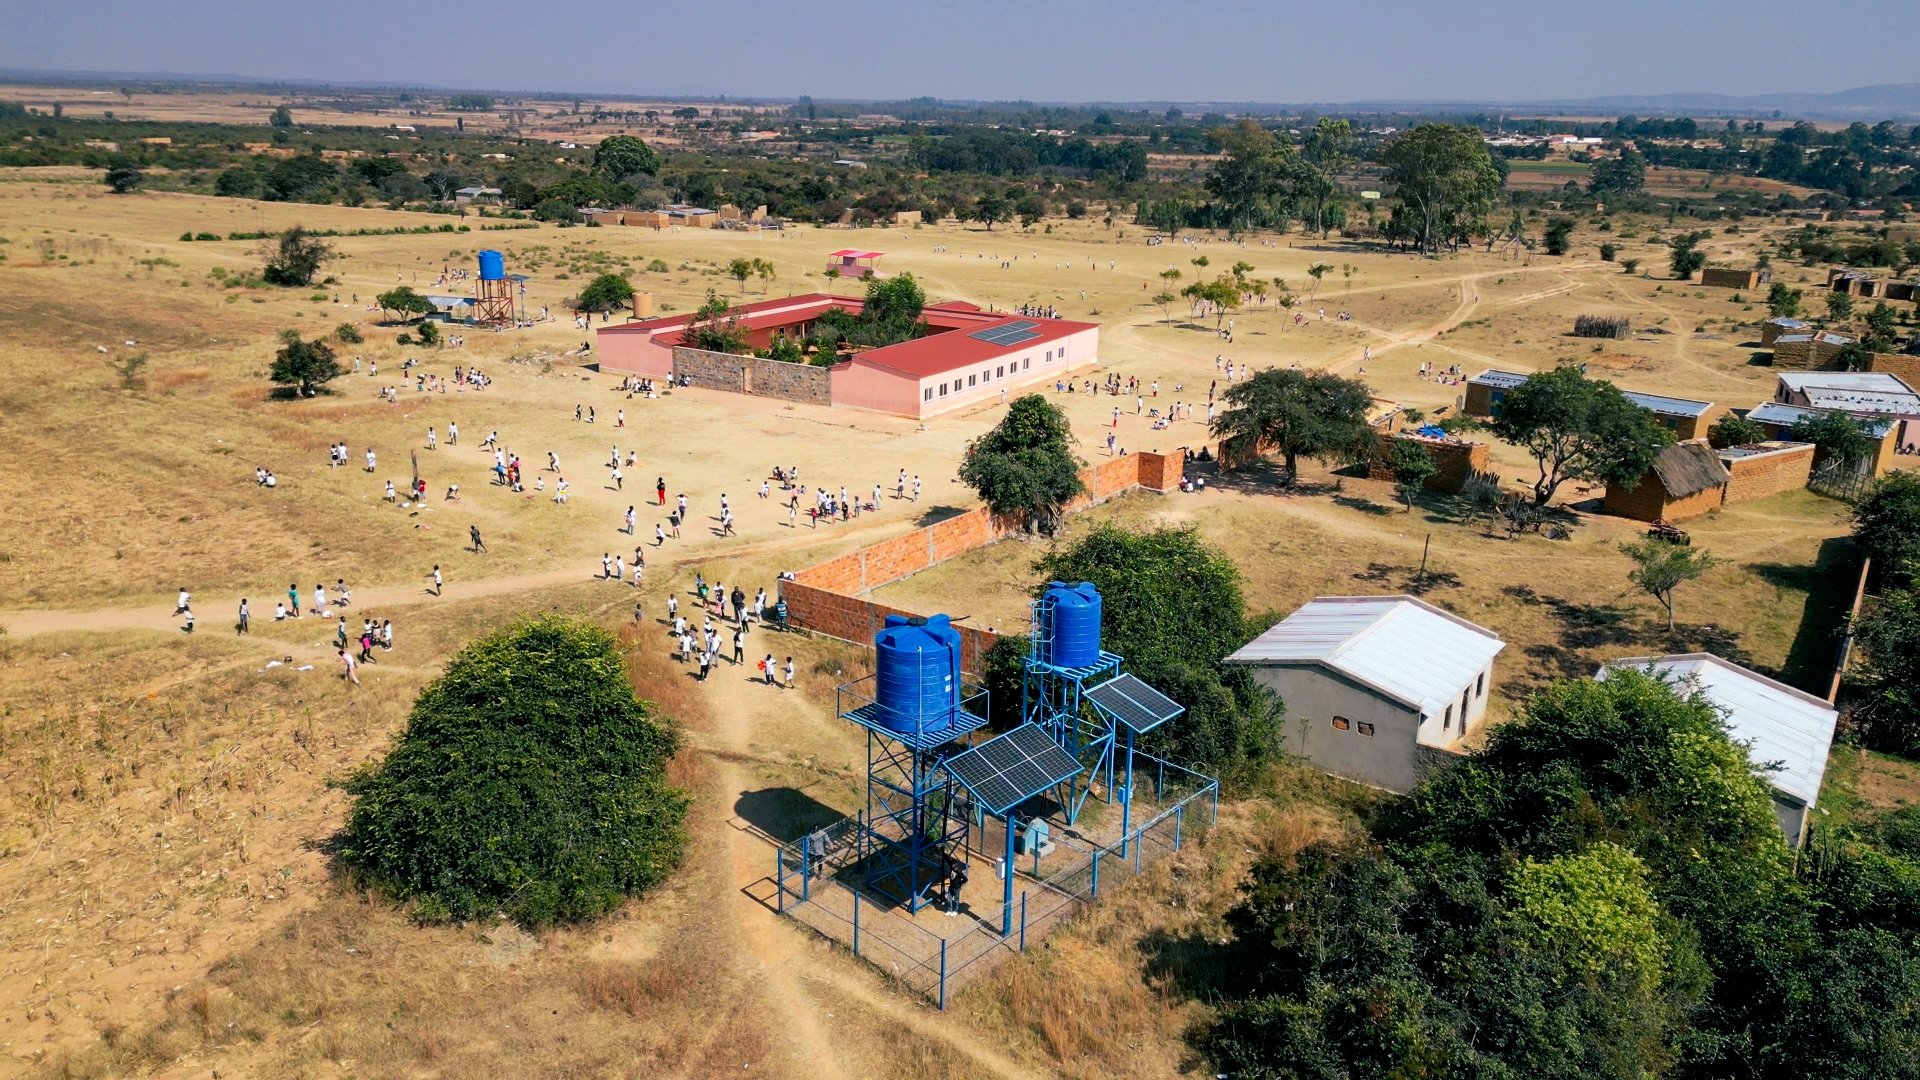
[912,505,969,528]
[733,787,845,844]
[1352,562,1464,595]
[1749,536,1860,692]
[1331,494,1395,517]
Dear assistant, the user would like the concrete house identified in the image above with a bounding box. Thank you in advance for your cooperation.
[1774,372,1920,447]
[1597,654,1837,846]
[1225,596,1506,793]
[1622,390,1722,441]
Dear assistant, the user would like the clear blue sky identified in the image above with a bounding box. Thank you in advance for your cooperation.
[4,0,1913,105]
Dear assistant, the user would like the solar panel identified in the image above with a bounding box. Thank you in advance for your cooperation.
[967,319,1042,347]
[1086,674,1185,734]
[943,723,1084,815]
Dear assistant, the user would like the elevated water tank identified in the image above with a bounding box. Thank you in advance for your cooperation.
[477,250,505,281]
[874,614,961,735]
[1041,581,1102,668]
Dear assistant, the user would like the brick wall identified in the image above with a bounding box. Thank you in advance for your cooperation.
[1701,268,1762,289]
[1604,473,1726,522]
[1722,444,1815,505]
[783,453,1174,671]
[1366,434,1491,494]
[1871,352,1920,388]
[1772,337,1848,371]
[671,346,832,406]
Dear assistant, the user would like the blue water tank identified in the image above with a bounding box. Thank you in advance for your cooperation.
[477,250,505,281]
[1042,581,1102,668]
[873,614,961,734]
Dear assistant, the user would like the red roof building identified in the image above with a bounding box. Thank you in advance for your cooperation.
[597,293,1099,419]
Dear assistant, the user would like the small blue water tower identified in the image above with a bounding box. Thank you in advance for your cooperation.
[873,614,962,735]
[477,249,505,281]
[1041,581,1102,668]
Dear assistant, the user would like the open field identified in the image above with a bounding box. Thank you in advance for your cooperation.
[0,171,1901,1075]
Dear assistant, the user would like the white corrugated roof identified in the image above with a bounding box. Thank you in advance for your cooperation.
[1623,390,1714,418]
[1778,372,1913,395]
[1597,654,1836,807]
[1226,596,1505,716]
[1469,368,1532,389]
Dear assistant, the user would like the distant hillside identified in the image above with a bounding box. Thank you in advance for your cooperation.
[1351,84,1920,121]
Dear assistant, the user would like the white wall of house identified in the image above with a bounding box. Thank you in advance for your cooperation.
[1244,662,1490,793]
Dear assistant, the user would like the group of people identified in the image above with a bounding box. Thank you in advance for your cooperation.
[1417,361,1466,385]
[1014,302,1061,319]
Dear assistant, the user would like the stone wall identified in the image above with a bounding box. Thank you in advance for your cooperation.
[670,346,832,406]
[1722,443,1816,505]
[782,452,1182,672]
[1366,434,1491,494]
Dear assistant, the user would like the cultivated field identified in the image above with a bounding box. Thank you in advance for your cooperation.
[0,169,1894,1076]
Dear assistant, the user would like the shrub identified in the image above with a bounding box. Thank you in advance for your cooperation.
[1706,412,1766,449]
[337,616,687,927]
[1599,242,1618,262]
[335,323,363,344]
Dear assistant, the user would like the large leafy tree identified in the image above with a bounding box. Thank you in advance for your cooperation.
[574,273,636,314]
[104,157,143,194]
[1378,124,1504,254]
[1853,471,1920,576]
[375,285,435,323]
[259,225,335,287]
[1789,408,1875,471]
[1203,118,1293,235]
[337,616,687,927]
[1296,117,1353,238]
[1489,366,1673,505]
[1209,367,1376,484]
[1032,523,1282,776]
[592,134,660,180]
[267,330,343,396]
[958,395,1086,535]
[1588,150,1648,195]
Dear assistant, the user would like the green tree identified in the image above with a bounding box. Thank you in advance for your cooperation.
[1489,366,1674,505]
[534,198,581,223]
[972,190,1010,230]
[1298,117,1354,238]
[752,257,775,294]
[336,616,687,927]
[1706,412,1766,449]
[1377,124,1504,254]
[1587,151,1647,195]
[259,226,334,287]
[1668,230,1711,279]
[1621,537,1722,630]
[1203,118,1293,234]
[1849,587,1920,756]
[727,257,753,290]
[335,322,363,344]
[1852,471,1920,575]
[375,285,435,323]
[1151,290,1177,324]
[267,330,343,396]
[684,290,747,353]
[414,320,440,347]
[862,272,925,326]
[1014,192,1046,227]
[103,157,143,194]
[1504,843,1668,988]
[1766,281,1804,318]
[104,352,148,391]
[1826,290,1856,322]
[957,395,1086,535]
[268,105,292,128]
[214,167,260,198]
[1788,409,1874,471]
[1864,300,1899,350]
[1386,438,1437,510]
[592,133,660,180]
[1210,368,1380,485]
[1543,216,1575,256]
[574,273,636,315]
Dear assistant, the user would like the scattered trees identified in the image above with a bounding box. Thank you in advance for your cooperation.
[1622,537,1722,629]
[267,330,343,396]
[1826,291,1856,322]
[259,226,335,287]
[1489,366,1674,505]
[957,395,1086,535]
[1210,368,1376,484]
[336,616,687,927]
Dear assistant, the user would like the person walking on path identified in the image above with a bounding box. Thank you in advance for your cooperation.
[430,566,443,596]
[181,606,195,634]
[469,525,486,553]
[237,598,250,635]
[339,648,360,686]
[610,466,623,491]
[174,588,192,616]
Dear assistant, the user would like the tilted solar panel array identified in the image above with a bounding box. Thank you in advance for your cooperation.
[943,723,1083,815]
[1085,673,1185,734]
[966,320,1043,347]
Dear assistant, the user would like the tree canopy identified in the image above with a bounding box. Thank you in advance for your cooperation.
[1622,537,1722,630]
[1588,151,1648,195]
[957,395,1086,535]
[259,226,335,287]
[574,273,636,314]
[376,285,435,322]
[1853,471,1920,577]
[1378,124,1503,254]
[592,134,661,180]
[337,616,687,927]
[267,330,343,397]
[1489,366,1674,505]
[1203,119,1294,235]
[104,157,143,194]
[1209,367,1376,483]
[1789,408,1875,471]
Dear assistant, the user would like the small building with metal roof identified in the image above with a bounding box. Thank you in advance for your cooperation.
[1596,653,1837,846]
[1747,400,1902,476]
[1463,368,1532,417]
[1774,371,1919,453]
[1622,390,1723,440]
[1225,595,1506,793]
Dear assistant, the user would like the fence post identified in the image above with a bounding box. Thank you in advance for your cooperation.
[1092,850,1101,899]
[1135,827,1143,872]
[853,890,861,957]
[939,939,948,1011]
[1020,891,1028,953]
[1212,783,1220,827]
[776,846,785,914]
[801,834,812,903]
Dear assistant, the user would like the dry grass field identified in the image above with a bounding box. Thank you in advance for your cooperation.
[0,168,1889,1076]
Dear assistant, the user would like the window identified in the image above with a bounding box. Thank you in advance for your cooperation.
[923,388,932,402]
[996,365,1004,378]
[1023,358,1030,370]
[1477,671,1485,697]
[1356,722,1375,737]
[1046,349,1053,362]
[968,374,976,388]
[1443,704,1453,730]
[1461,688,1471,719]
[1331,717,1350,731]
[1058,343,1067,359]
[939,382,948,397]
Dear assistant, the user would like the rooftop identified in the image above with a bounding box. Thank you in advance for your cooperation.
[1596,654,1837,806]
[1648,441,1730,498]
[1623,390,1715,419]
[1779,372,1920,415]
[841,314,1092,379]
[1225,595,1506,718]
[1718,440,1813,460]
[1747,400,1894,437]
[828,249,884,259]
[1468,369,1531,389]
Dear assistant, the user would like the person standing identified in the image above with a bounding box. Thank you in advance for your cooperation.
[783,656,795,689]
[339,648,360,686]
[626,506,636,534]
[762,653,777,685]
[611,466,623,490]
[732,628,745,665]
[237,598,250,635]
[430,566,443,596]
[614,554,625,583]
[470,525,486,553]
[602,552,613,579]
[911,475,921,502]
[313,583,327,615]
[698,647,712,682]
[448,420,458,445]
[656,477,667,506]
[427,426,437,451]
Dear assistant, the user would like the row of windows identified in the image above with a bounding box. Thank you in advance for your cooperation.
[1328,670,1489,738]
[924,350,1054,402]
[1330,717,1374,737]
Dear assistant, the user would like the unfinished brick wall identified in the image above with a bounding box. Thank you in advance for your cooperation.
[671,346,832,406]
[1604,476,1726,522]
[1366,434,1491,494]
[783,453,1173,671]
[1870,352,1920,388]
[1722,444,1815,505]
[1701,268,1764,289]
[1772,337,1848,371]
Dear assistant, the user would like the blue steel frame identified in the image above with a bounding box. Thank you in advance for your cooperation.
[1022,599,1123,823]
[837,674,989,913]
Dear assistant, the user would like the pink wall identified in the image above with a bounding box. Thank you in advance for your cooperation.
[917,325,1099,419]
[597,327,672,377]
[831,360,924,416]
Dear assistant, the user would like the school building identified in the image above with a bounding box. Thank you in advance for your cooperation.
[595,293,1099,420]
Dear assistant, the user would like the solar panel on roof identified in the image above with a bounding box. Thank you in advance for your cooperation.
[967,319,1042,347]
[1086,674,1185,734]
[943,723,1083,815]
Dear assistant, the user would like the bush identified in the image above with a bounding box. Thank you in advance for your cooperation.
[337,616,687,927]
[646,258,670,273]
[575,272,636,314]
[1706,412,1766,449]
[335,322,363,344]
[1599,242,1618,261]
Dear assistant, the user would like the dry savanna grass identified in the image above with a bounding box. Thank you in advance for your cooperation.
[0,167,1899,1076]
